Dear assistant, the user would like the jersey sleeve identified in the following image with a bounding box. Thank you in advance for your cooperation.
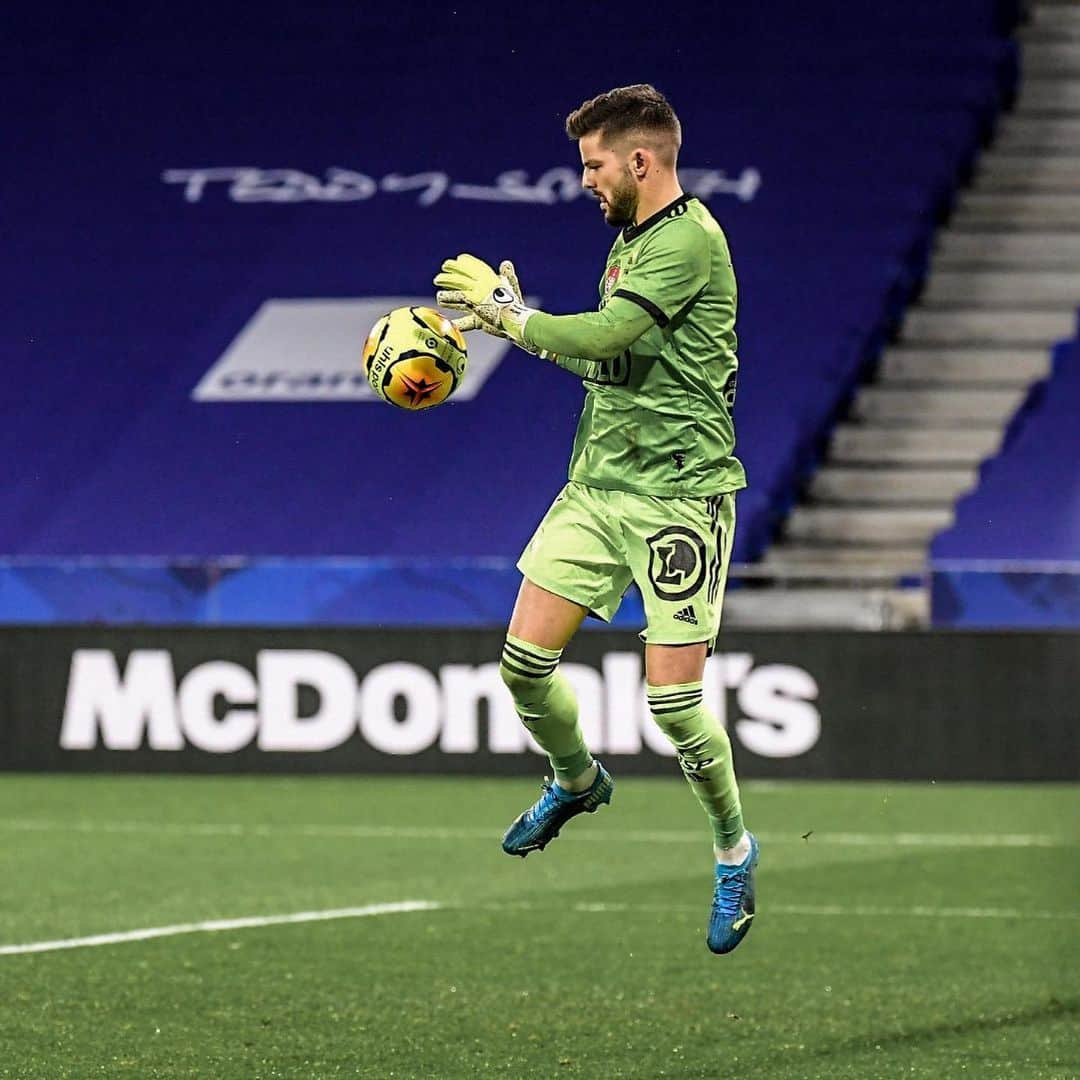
[521,295,655,362]
[611,218,710,327]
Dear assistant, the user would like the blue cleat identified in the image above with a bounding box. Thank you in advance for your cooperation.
[707,831,759,954]
[501,762,614,857]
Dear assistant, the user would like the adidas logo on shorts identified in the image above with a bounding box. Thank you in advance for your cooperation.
[673,605,698,625]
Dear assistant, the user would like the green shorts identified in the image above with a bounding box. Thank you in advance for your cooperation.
[517,481,737,646]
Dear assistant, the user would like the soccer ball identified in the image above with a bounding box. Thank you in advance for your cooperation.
[362,306,468,410]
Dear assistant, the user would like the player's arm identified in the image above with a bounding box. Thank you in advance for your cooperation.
[435,223,708,362]
[522,219,711,360]
[434,256,642,370]
[520,296,655,362]
[435,259,656,362]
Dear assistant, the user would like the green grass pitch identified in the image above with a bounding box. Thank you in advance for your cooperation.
[0,775,1077,1078]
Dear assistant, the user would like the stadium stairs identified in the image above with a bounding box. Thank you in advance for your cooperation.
[740,0,1080,630]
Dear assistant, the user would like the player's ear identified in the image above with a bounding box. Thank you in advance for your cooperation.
[632,148,649,179]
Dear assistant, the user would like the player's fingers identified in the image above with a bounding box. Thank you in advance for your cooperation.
[436,259,468,283]
[478,321,510,340]
[499,260,522,300]
[436,290,470,310]
[439,264,480,285]
[457,253,491,272]
[454,254,502,293]
[433,271,466,291]
[451,314,481,332]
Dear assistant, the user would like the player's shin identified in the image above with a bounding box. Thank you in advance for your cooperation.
[646,682,745,854]
[499,635,594,790]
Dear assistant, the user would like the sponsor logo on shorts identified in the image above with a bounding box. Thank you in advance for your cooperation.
[645,526,708,602]
[673,604,698,626]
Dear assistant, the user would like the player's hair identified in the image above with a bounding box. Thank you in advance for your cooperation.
[565,83,682,158]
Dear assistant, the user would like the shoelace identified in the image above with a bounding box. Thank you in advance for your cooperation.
[528,780,563,822]
[713,865,748,920]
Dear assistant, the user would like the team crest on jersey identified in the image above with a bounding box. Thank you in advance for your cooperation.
[604,264,621,296]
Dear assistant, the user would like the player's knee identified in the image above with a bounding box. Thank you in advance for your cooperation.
[647,684,729,755]
[499,638,561,707]
[498,659,538,703]
[651,712,700,750]
[647,683,732,765]
[646,683,704,738]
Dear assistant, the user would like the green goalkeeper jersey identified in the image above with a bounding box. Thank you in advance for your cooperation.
[522,194,746,498]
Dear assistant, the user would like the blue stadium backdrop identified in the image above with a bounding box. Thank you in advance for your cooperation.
[1,2,1034,626]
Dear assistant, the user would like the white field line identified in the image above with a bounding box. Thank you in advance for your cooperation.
[0,901,440,957]
[5,896,1077,957]
[0,819,1071,848]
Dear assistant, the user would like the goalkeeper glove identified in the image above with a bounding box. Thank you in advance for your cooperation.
[434,254,536,346]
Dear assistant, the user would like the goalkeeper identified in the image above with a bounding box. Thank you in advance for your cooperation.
[435,84,756,955]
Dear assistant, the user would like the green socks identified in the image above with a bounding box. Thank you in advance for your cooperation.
[647,681,744,850]
[500,635,593,787]
[499,643,743,848]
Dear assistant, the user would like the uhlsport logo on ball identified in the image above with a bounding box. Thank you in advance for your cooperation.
[362,306,467,409]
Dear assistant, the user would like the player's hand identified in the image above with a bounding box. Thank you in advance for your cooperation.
[434,254,534,346]
[440,258,525,338]
[444,310,487,334]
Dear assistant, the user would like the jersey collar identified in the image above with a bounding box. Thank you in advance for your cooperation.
[621,193,696,244]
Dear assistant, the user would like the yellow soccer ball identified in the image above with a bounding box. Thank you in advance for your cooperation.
[362,306,468,410]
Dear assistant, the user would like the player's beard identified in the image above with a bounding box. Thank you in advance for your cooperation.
[602,166,638,227]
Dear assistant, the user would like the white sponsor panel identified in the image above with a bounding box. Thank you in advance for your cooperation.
[59,649,821,759]
[192,297,516,403]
